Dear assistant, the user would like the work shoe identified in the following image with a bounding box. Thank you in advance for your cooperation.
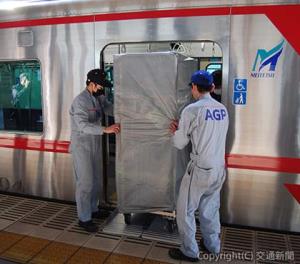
[78,220,98,233]
[168,248,199,262]
[92,209,110,219]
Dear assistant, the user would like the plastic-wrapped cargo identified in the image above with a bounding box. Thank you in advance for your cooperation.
[114,52,197,213]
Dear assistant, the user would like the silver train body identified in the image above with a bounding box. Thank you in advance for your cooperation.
[0,0,299,232]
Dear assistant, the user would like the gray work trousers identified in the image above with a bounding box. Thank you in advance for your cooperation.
[176,159,226,258]
[71,134,102,222]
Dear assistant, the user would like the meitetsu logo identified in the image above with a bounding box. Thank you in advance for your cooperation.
[251,40,284,78]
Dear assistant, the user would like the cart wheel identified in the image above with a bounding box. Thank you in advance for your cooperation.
[124,213,131,225]
[167,219,176,233]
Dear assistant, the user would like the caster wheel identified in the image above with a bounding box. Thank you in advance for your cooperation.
[124,213,131,225]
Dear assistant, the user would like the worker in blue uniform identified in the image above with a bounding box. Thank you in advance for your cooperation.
[168,70,229,262]
[69,69,120,232]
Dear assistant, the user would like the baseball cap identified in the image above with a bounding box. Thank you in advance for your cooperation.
[87,69,112,88]
[189,70,213,87]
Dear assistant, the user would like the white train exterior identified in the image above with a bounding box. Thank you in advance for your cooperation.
[0,0,299,232]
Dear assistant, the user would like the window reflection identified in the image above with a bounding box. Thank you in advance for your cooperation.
[0,60,43,133]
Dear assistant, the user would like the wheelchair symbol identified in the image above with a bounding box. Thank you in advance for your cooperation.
[235,80,246,91]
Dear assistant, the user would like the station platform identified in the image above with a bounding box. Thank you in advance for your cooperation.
[0,194,299,264]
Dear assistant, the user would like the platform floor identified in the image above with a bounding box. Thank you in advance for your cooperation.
[0,194,299,264]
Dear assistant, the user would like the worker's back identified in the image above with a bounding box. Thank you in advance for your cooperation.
[185,93,228,168]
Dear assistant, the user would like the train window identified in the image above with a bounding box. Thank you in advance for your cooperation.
[206,62,222,73]
[0,60,43,133]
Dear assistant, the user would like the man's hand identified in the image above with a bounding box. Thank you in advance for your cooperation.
[104,123,120,134]
[169,120,178,134]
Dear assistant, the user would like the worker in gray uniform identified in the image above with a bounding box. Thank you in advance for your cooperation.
[168,70,229,262]
[69,69,120,232]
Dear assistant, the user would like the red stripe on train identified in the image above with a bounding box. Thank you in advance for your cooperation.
[232,5,300,55]
[226,154,300,174]
[2,4,299,28]
[285,184,300,204]
[0,7,230,29]
[0,5,299,54]
[0,137,69,153]
[1,137,300,173]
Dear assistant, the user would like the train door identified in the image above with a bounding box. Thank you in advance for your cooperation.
[100,41,223,206]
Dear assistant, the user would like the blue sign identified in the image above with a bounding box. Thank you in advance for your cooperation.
[233,92,247,105]
[234,79,247,92]
[233,79,247,105]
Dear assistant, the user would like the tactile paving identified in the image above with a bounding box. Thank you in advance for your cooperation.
[222,227,255,253]
[0,231,24,254]
[0,196,24,219]
[1,199,44,222]
[0,194,7,201]
[256,231,288,251]
[0,196,299,264]
[289,235,300,263]
[105,253,143,264]
[29,241,79,264]
[66,247,110,264]
[142,260,170,264]
[20,202,66,226]
[1,236,50,263]
[42,205,77,231]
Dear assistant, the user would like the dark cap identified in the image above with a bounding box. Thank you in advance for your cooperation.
[190,70,213,87]
[87,69,112,88]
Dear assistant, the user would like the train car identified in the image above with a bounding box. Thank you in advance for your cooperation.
[0,0,299,233]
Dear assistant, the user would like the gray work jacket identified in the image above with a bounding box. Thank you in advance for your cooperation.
[69,89,112,153]
[173,93,229,168]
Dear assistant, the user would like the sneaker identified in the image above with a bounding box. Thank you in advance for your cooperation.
[92,209,110,219]
[78,220,98,233]
[168,248,199,262]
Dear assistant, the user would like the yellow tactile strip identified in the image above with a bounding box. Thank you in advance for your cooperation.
[1,228,299,264]
[0,232,170,264]
[65,248,173,264]
[29,241,79,264]
[142,260,170,264]
[1,236,50,263]
[0,231,24,254]
[67,247,110,264]
[105,253,143,264]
